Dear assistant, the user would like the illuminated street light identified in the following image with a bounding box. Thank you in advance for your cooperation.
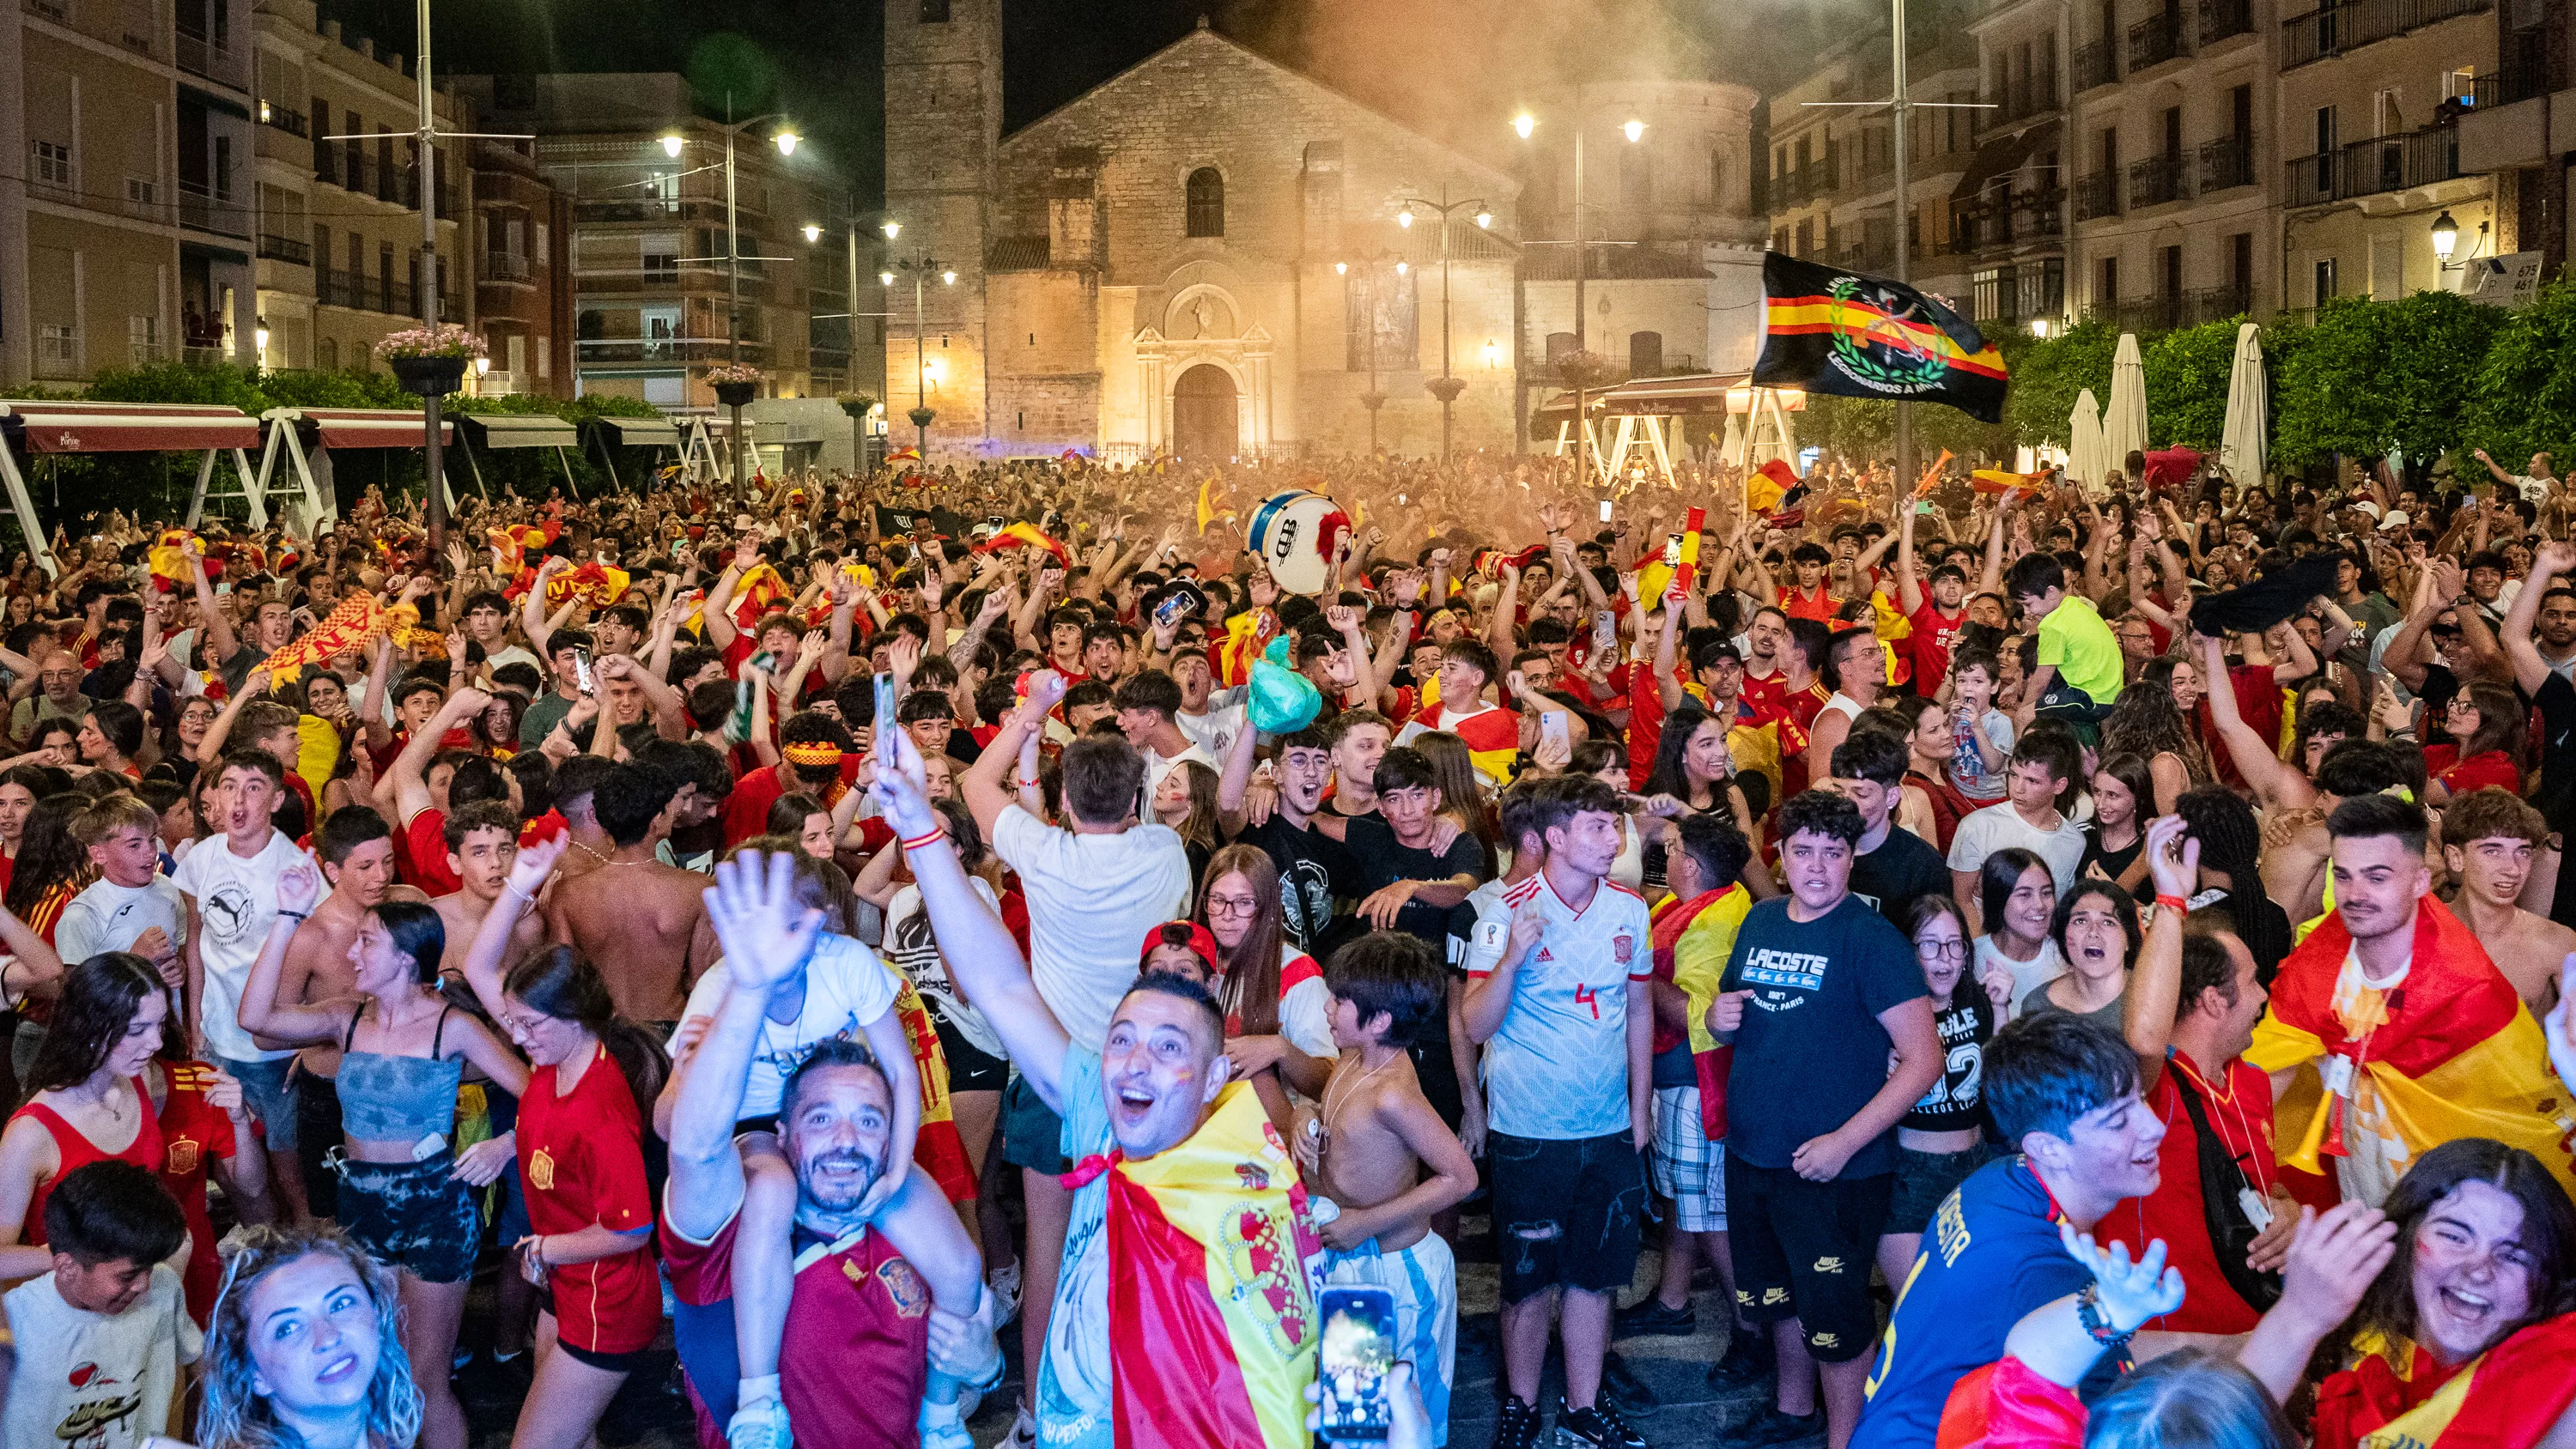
[2431,210,2459,262]
[881,221,902,239]
[941,269,957,285]
[1623,118,1644,142]
[881,270,896,285]
[1474,210,1492,229]
[1397,209,1414,228]
[1334,262,1348,275]
[1512,112,1536,139]
[802,223,823,243]
[773,130,799,155]
[659,133,683,158]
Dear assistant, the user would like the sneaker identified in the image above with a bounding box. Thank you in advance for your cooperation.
[989,1259,1024,1325]
[1599,1353,1660,1414]
[1706,1329,1778,1389]
[1715,1404,1823,1448]
[726,1396,793,1449]
[1492,1395,1542,1449]
[919,1401,974,1449]
[1613,1297,1698,1339]
[1558,1404,1650,1449]
[1008,1404,1038,1449]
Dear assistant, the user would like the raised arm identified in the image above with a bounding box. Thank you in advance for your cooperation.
[188,545,242,672]
[386,687,488,822]
[522,558,565,659]
[2198,633,2310,810]
[2501,542,2574,695]
[962,669,1063,839]
[459,836,562,1022]
[666,851,821,1240]
[235,863,345,1045]
[1895,502,1925,616]
[2123,817,2195,1094]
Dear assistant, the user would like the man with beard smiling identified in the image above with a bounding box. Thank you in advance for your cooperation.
[870,725,1319,1449]
[1846,1015,2167,1449]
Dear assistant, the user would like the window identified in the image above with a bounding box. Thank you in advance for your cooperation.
[38,324,75,367]
[2313,106,2336,155]
[920,0,949,20]
[1185,167,1224,238]
[1628,331,1662,375]
[129,313,160,362]
[2313,257,2337,304]
[533,221,548,263]
[1707,149,1725,205]
[33,140,69,185]
[1795,219,1813,254]
[317,336,336,369]
[1973,267,2006,321]
[214,135,232,200]
[2097,255,2119,306]
[536,335,550,379]
[125,176,156,205]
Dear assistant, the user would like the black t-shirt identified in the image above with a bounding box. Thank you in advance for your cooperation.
[1335,814,1488,951]
[2530,673,2576,931]
[1848,826,1953,933]
[1899,992,1996,1132]
[1720,893,1927,1177]
[1228,812,1366,953]
[2079,822,2146,885]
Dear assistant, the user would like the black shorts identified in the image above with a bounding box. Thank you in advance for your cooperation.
[932,1015,1008,1094]
[999,1071,1069,1175]
[337,1151,482,1284]
[1488,1130,1646,1303]
[295,1070,343,1222]
[544,1290,658,1374]
[1723,1157,1892,1364]
[1884,1143,1996,1236]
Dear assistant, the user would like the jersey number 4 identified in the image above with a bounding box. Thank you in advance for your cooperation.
[1575,984,1600,1020]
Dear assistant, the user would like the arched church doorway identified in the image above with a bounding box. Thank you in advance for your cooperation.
[1172,364,1238,462]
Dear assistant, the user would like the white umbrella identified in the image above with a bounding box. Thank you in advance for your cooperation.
[2218,321,2267,483]
[2068,389,2108,492]
[2102,331,2149,476]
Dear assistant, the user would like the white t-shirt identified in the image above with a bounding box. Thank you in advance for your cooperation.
[482,642,540,676]
[54,877,189,969]
[2,1264,199,1449]
[990,809,1194,1050]
[679,933,902,1119]
[881,880,1006,1063]
[1462,870,1653,1141]
[1974,934,2067,1020]
[1945,801,2089,895]
[169,830,313,1063]
[1142,739,1220,792]
[1176,694,1246,763]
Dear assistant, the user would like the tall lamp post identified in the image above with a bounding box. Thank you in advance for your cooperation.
[807,216,902,471]
[1335,253,1408,456]
[1398,190,1493,461]
[883,253,955,458]
[659,100,799,501]
[1511,100,1641,485]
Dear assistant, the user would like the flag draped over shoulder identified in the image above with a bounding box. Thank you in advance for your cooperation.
[1753,252,2008,422]
[2245,894,2576,1197]
[1098,1081,1318,1449]
[885,967,975,1205]
[2323,1317,2576,1449]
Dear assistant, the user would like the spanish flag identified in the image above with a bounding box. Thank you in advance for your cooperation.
[1971,469,2044,494]
[1216,608,1272,688]
[2245,893,2576,1199]
[2320,1317,2576,1449]
[887,446,922,465]
[885,965,975,1205]
[1745,458,1799,515]
[1063,1081,1317,1449]
[1753,252,2008,422]
[256,594,414,682]
[1654,884,1751,1139]
[543,561,630,609]
[147,529,197,594]
[973,521,1071,570]
[1417,701,1521,784]
[731,562,792,630]
[487,522,559,573]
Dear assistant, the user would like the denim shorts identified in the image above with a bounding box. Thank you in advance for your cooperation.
[1885,1142,1997,1236]
[215,1054,298,1150]
[336,1150,482,1283]
[999,1071,1069,1175]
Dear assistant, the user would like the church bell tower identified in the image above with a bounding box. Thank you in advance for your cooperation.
[882,0,999,457]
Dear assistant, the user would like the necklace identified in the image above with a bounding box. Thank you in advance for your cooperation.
[568,838,613,866]
[1316,1052,1400,1167]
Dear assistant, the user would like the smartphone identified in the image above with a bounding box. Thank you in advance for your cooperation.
[873,670,898,736]
[1317,1287,1396,1441]
[1598,499,1614,523]
[1541,710,1571,755]
[572,647,596,696]
[1154,591,1190,631]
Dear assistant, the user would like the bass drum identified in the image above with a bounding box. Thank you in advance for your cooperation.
[1243,489,1348,597]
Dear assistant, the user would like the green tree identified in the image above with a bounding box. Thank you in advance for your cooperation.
[2463,276,2576,466]
[2139,317,2243,452]
[2274,291,2501,468]
[2000,319,2119,451]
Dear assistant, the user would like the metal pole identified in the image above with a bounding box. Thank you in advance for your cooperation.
[846,218,861,469]
[415,0,446,549]
[1439,216,1454,461]
[914,273,928,457]
[725,99,746,503]
[1572,115,1588,486]
[1892,0,1915,486]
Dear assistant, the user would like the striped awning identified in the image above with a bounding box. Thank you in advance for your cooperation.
[263,407,451,450]
[0,399,261,452]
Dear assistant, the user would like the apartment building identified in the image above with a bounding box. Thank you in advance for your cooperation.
[456,73,829,408]
[2277,0,2495,310]
[2068,0,2275,327]
[469,137,572,397]
[0,0,257,385]
[1763,0,1982,315]
[1950,0,2070,333]
[2456,0,2567,281]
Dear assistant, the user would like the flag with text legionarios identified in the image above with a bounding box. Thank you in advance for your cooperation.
[1753,252,2008,422]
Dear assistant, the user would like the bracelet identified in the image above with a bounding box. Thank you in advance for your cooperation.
[1016,777,1041,790]
[277,909,308,921]
[2077,1284,2136,1347]
[2154,894,2188,912]
[899,826,948,852]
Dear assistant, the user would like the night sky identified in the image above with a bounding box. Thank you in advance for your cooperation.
[335,0,1860,203]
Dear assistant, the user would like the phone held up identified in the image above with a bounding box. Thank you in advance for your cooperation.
[1317,1287,1397,1441]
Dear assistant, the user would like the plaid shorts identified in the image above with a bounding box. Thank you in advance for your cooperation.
[1650,1086,1725,1234]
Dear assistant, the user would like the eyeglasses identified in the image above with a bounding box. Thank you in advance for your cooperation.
[1916,939,1969,960]
[1205,895,1262,918]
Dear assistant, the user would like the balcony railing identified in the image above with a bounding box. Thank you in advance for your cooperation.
[2184,284,2253,324]
[2075,39,2117,91]
[482,252,532,283]
[574,337,773,364]
[259,103,307,137]
[2128,11,2185,70]
[2284,122,2460,203]
[257,233,312,265]
[175,27,243,86]
[2198,0,2255,41]
[2129,154,2189,208]
[177,181,248,238]
[1949,187,2066,252]
[318,268,359,308]
[2199,135,2255,191]
[2074,172,2123,220]
[2467,60,2547,110]
[1981,80,2063,128]
[2282,0,2493,68]
[26,0,65,21]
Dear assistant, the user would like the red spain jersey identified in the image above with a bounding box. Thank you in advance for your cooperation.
[522,1045,659,1354]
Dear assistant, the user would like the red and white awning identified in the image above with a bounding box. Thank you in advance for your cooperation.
[263,407,450,450]
[0,399,261,452]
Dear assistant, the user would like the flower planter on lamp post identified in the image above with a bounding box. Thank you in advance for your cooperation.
[1426,375,1467,460]
[837,393,877,475]
[375,325,485,553]
[707,364,765,502]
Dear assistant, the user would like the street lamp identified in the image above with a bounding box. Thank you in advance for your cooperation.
[1340,252,1409,456]
[658,99,800,499]
[1511,97,1641,482]
[2432,209,2489,273]
[886,253,954,458]
[1399,187,1491,460]
[802,222,823,243]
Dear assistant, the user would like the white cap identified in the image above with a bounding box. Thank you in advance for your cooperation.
[2379,509,2411,531]
[2350,500,2382,520]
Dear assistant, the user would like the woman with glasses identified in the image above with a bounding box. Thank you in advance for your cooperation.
[1195,845,1335,1131]
[2422,680,2525,807]
[1875,895,2008,1287]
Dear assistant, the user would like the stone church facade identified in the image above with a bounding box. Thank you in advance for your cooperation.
[884,2,1761,463]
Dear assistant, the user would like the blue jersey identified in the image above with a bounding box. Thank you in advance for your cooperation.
[1851,1156,2126,1449]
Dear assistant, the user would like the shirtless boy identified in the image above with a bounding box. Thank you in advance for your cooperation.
[544,760,719,1024]
[1304,931,1479,1445]
[2441,787,2575,1012]
[431,800,547,979]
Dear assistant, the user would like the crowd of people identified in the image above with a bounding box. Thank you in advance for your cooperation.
[0,440,2564,1449]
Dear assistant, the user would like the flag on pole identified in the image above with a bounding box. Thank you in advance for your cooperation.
[1753,252,2008,422]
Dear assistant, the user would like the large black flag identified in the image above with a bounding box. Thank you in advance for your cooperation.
[1751,252,2009,422]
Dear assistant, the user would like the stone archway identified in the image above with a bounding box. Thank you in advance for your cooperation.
[1172,364,1238,461]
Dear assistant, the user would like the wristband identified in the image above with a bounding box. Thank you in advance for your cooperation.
[2154,894,2188,912]
[2077,1284,2136,1347]
[277,909,309,921]
[899,826,948,852]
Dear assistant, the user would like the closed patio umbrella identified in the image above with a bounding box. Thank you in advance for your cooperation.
[2102,332,2149,477]
[2217,322,2267,484]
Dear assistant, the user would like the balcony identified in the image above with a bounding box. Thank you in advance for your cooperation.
[258,102,307,138]
[26,0,64,20]
[2184,284,2252,323]
[2467,60,2546,111]
[2198,0,2255,41]
[483,252,532,283]
[2074,171,2123,220]
[2284,122,2461,203]
[2282,0,2493,68]
[175,27,244,87]
[1949,187,2066,252]
[2127,11,2185,70]
[574,336,771,364]
[2199,135,2255,191]
[257,233,312,265]
[1980,79,2063,130]
[2129,154,2189,208]
[177,181,249,238]
[2075,39,2117,91]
